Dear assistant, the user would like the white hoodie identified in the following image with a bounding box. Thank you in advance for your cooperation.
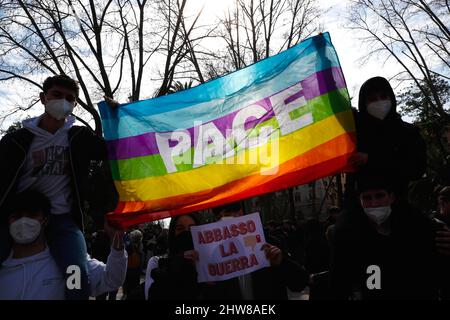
[0,246,127,300]
[144,255,161,300]
[17,115,75,214]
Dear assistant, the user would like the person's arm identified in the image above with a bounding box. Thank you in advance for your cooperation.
[87,222,128,297]
[261,243,308,293]
[83,127,108,160]
[87,247,128,297]
[104,96,120,109]
[365,124,426,181]
[85,96,120,160]
[405,126,426,180]
[329,227,354,300]
[436,226,450,256]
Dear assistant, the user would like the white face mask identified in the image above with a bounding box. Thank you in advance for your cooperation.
[45,99,75,120]
[366,100,392,120]
[363,206,392,225]
[9,217,42,244]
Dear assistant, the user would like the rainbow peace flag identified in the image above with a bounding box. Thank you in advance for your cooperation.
[99,32,356,227]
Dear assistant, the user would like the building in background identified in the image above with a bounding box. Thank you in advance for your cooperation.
[244,175,343,223]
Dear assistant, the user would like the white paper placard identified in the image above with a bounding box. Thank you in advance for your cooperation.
[191,212,270,282]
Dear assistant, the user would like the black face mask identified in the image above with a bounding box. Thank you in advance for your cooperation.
[171,230,194,256]
[168,231,197,283]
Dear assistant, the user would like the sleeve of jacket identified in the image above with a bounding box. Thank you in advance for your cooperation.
[83,127,108,161]
[329,226,354,300]
[0,135,9,181]
[87,247,128,297]
[0,133,13,171]
[0,134,9,153]
[145,256,160,300]
[0,133,18,217]
[365,123,426,182]
[353,110,365,151]
[404,125,426,180]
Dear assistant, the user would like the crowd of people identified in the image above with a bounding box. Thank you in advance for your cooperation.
[0,74,449,300]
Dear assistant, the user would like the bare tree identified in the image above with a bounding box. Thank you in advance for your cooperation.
[348,0,450,120]
[1,0,116,133]
[155,0,214,96]
[0,0,206,134]
[204,0,322,78]
[107,0,166,102]
[0,0,323,134]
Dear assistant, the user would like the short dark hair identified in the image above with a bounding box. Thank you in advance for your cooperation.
[265,220,276,227]
[212,202,242,216]
[356,173,394,194]
[168,214,200,256]
[328,206,341,214]
[43,74,79,97]
[6,190,51,218]
[439,186,450,200]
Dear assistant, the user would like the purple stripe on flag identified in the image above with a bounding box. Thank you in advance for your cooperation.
[107,67,346,160]
[107,100,274,160]
[302,66,346,101]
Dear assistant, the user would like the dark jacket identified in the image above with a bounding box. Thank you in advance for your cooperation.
[345,77,426,206]
[202,253,308,300]
[149,255,205,301]
[329,203,439,300]
[0,125,107,229]
[91,231,111,263]
[148,232,308,301]
[430,213,450,299]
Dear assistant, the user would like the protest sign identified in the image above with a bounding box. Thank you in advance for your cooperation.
[191,212,270,282]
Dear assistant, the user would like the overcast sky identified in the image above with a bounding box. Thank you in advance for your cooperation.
[0,0,410,132]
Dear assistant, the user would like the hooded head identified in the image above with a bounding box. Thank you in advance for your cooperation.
[358,77,398,120]
[212,201,243,220]
[168,214,200,256]
[356,172,395,195]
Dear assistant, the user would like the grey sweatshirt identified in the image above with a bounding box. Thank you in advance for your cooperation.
[17,115,75,214]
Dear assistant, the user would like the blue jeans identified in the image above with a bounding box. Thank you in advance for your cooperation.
[0,224,12,264]
[46,214,89,300]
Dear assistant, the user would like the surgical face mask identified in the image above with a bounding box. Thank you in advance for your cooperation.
[45,99,75,120]
[366,100,392,120]
[9,217,42,244]
[363,206,392,225]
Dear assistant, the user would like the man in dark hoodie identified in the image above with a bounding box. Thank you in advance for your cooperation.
[0,75,114,299]
[345,77,426,207]
[330,174,438,300]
